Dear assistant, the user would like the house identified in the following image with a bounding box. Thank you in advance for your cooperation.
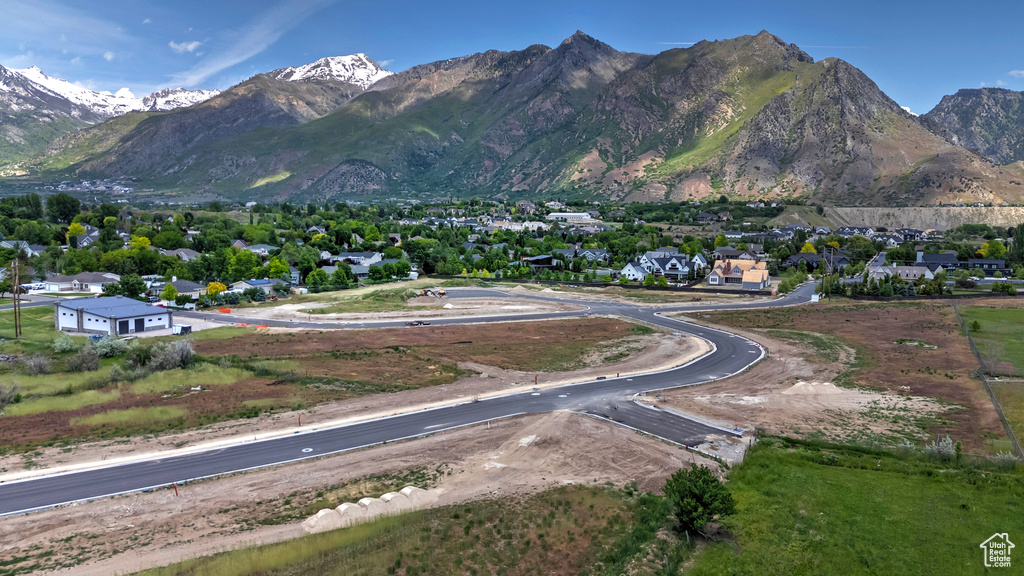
[639,247,679,264]
[873,234,904,248]
[782,253,823,269]
[55,296,172,335]
[163,248,201,262]
[307,225,327,235]
[331,252,382,266]
[642,256,691,281]
[707,259,770,290]
[915,250,961,272]
[619,262,648,282]
[388,233,402,246]
[545,201,565,210]
[723,230,743,240]
[967,259,1011,277]
[230,278,276,292]
[894,228,924,242]
[868,265,934,281]
[244,244,276,256]
[717,211,733,222]
[836,226,875,238]
[232,239,248,250]
[576,248,609,262]
[289,266,301,285]
[690,253,708,271]
[0,240,42,256]
[44,272,121,293]
[515,200,537,214]
[713,247,757,261]
[522,255,557,272]
[696,212,718,224]
[168,278,206,299]
[546,212,591,222]
[814,226,831,235]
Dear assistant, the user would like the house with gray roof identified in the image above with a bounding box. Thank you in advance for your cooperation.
[44,272,121,293]
[55,296,172,335]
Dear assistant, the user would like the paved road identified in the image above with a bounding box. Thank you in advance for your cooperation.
[0,283,814,516]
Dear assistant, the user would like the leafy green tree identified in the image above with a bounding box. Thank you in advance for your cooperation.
[664,465,736,535]
[642,274,656,286]
[713,234,728,248]
[800,242,816,254]
[0,279,11,298]
[47,192,81,223]
[111,274,147,298]
[981,240,1007,259]
[305,269,329,289]
[161,284,178,301]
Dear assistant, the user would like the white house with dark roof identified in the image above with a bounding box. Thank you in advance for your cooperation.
[44,272,121,293]
[55,296,172,335]
[619,262,648,282]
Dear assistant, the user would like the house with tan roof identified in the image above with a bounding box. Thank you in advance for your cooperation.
[707,259,770,290]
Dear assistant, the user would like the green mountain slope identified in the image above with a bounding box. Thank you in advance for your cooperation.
[24,31,1024,205]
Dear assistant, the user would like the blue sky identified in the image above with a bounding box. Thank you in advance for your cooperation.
[1,0,1022,113]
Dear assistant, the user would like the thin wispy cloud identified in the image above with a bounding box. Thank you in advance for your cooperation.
[1009,70,1024,78]
[0,0,132,57]
[103,51,115,62]
[169,40,202,54]
[142,18,151,24]
[378,59,394,66]
[167,0,337,88]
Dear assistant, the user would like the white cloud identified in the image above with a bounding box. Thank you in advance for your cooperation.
[996,79,1007,87]
[142,18,151,24]
[378,59,394,66]
[169,40,202,54]
[901,106,917,116]
[168,0,337,88]
[1009,70,1024,78]
[103,51,115,61]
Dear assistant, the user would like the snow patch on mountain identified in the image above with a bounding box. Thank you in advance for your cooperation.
[273,54,392,88]
[12,66,220,117]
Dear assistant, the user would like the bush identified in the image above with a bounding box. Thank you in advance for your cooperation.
[96,336,128,357]
[108,364,126,383]
[22,355,52,375]
[174,294,192,306]
[53,333,77,354]
[923,435,956,461]
[224,292,241,305]
[663,465,736,535]
[125,343,153,369]
[149,340,195,371]
[65,344,99,372]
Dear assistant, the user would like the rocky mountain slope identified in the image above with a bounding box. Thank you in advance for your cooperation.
[922,88,1024,164]
[19,32,1024,205]
[271,54,393,88]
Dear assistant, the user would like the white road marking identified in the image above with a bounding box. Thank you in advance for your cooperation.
[301,448,313,453]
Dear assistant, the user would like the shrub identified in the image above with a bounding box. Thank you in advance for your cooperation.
[663,465,736,535]
[53,333,77,354]
[174,294,192,306]
[149,340,194,371]
[923,435,956,461]
[125,343,153,369]
[23,354,52,375]
[65,345,100,372]
[96,336,128,357]
[108,364,126,383]
[990,451,1020,470]
[224,292,241,305]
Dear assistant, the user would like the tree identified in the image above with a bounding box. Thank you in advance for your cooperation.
[656,276,669,287]
[970,320,981,333]
[129,235,151,250]
[663,465,736,535]
[305,269,329,289]
[206,282,228,297]
[161,284,178,302]
[800,242,816,254]
[643,274,656,286]
[713,234,728,248]
[46,192,81,223]
[980,240,1007,259]
[66,222,86,242]
[0,279,11,298]
[115,274,147,298]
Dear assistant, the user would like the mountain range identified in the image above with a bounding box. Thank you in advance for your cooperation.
[3,32,1024,206]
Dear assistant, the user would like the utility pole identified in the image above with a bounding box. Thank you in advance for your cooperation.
[11,259,21,338]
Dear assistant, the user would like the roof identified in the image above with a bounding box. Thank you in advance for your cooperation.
[57,296,167,317]
[234,278,274,287]
[169,279,205,292]
[47,272,120,284]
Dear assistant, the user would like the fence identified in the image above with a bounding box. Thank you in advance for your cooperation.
[427,275,775,297]
[951,302,1023,459]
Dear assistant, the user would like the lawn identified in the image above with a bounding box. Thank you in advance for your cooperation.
[688,438,1024,575]
[0,304,64,355]
[960,304,1024,377]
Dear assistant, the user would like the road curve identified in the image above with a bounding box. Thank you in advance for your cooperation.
[0,283,815,516]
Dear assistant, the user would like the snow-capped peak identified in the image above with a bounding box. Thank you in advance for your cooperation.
[11,65,220,117]
[273,54,392,88]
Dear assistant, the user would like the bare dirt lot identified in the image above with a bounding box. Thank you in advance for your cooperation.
[666,300,1009,452]
[0,324,707,478]
[219,293,583,322]
[0,412,718,576]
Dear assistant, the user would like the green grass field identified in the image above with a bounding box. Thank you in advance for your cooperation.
[960,305,1024,376]
[70,405,187,427]
[688,438,1024,575]
[0,305,60,355]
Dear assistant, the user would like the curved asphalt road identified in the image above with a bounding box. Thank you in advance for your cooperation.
[0,283,814,516]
